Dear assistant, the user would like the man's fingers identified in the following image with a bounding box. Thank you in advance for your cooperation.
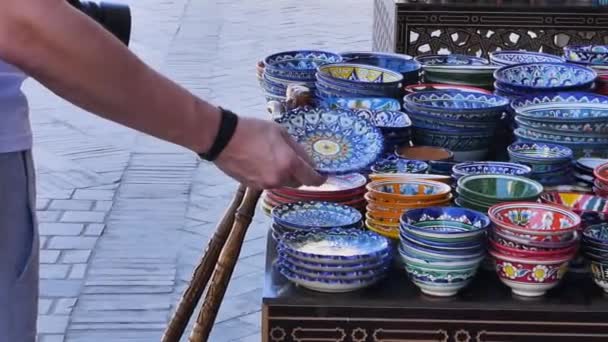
[291,156,327,187]
[281,129,316,167]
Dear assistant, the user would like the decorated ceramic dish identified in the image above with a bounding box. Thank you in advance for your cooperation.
[285,173,367,195]
[540,192,608,227]
[488,202,581,235]
[452,162,532,178]
[395,146,454,161]
[272,201,362,230]
[507,142,573,163]
[276,107,384,174]
[278,266,384,293]
[457,174,544,203]
[340,51,420,84]
[317,63,403,85]
[318,97,401,111]
[279,228,391,264]
[263,50,342,80]
[489,51,564,66]
[494,62,597,92]
[278,250,391,272]
[366,179,452,202]
[355,109,412,129]
[594,162,608,184]
[404,90,509,113]
[564,45,608,65]
[400,206,490,239]
[511,93,608,122]
[404,83,491,95]
[415,54,495,72]
[371,158,428,174]
[583,223,608,245]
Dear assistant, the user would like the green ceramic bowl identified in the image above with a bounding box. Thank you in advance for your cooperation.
[455,186,502,208]
[457,174,543,203]
[454,196,490,213]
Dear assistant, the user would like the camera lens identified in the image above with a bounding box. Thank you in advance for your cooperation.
[69,1,132,46]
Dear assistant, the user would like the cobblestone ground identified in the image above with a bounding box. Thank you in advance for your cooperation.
[28,1,372,341]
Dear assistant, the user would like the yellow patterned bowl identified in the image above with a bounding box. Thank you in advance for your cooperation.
[317,63,403,85]
[366,179,452,202]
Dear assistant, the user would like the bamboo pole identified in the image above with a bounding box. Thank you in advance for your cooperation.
[161,184,247,342]
[188,187,263,342]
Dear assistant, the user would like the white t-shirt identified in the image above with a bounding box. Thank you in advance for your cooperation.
[0,60,31,153]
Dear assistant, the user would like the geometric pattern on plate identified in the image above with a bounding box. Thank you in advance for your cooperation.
[404,90,509,110]
[541,192,608,213]
[511,92,608,122]
[507,142,573,161]
[489,51,564,66]
[276,107,384,174]
[272,201,362,229]
[452,161,532,177]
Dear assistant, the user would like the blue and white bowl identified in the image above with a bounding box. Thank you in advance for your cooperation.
[494,62,597,93]
[318,97,401,111]
[514,127,608,145]
[316,77,401,98]
[263,50,342,81]
[317,63,404,89]
[452,161,532,179]
[415,54,496,73]
[277,266,385,293]
[514,115,608,135]
[511,92,608,122]
[400,206,491,240]
[370,158,428,174]
[272,201,362,230]
[507,142,573,164]
[340,51,421,85]
[404,90,509,115]
[399,237,485,262]
[489,51,564,66]
[514,131,608,159]
[277,259,387,280]
[278,250,391,272]
[564,45,608,66]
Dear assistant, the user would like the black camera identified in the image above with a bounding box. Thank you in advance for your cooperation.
[67,0,132,46]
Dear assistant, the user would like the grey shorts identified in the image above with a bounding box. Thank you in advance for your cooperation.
[0,151,39,341]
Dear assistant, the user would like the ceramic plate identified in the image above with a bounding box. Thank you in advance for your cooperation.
[511,93,608,122]
[276,107,384,174]
[278,250,391,272]
[564,45,608,65]
[285,173,367,194]
[272,201,362,230]
[489,51,564,66]
[278,266,384,293]
[263,50,342,80]
[415,54,496,72]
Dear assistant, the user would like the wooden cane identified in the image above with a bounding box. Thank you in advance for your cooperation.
[188,187,263,342]
[161,184,247,342]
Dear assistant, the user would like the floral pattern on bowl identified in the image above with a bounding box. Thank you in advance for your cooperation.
[317,63,403,84]
[494,62,597,91]
[276,107,384,174]
[488,202,581,234]
[371,158,428,174]
[489,51,564,66]
[515,115,608,134]
[264,50,342,80]
[272,201,362,230]
[511,92,608,123]
[400,206,490,237]
[452,162,532,178]
[564,45,608,65]
[318,97,401,111]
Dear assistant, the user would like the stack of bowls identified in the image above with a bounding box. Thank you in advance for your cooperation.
[510,93,608,159]
[398,207,490,296]
[540,191,608,229]
[315,63,403,100]
[573,157,606,189]
[415,54,497,88]
[403,90,509,161]
[364,179,453,240]
[494,63,597,99]
[456,174,544,213]
[317,97,401,112]
[451,161,533,183]
[489,50,564,66]
[261,174,368,216]
[261,50,342,101]
[507,142,574,186]
[370,155,428,175]
[270,201,363,241]
[428,161,459,176]
[276,228,392,293]
[582,223,608,293]
[340,51,421,86]
[594,162,608,196]
[356,109,412,152]
[488,202,580,297]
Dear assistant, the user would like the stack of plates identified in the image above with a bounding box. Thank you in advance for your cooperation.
[415,54,497,88]
[270,201,363,241]
[489,50,564,66]
[340,51,421,86]
[276,228,392,293]
[507,142,574,186]
[261,173,368,216]
[315,63,403,100]
[455,174,543,212]
[582,223,608,293]
[261,50,342,101]
[573,158,606,189]
[398,207,490,297]
[594,161,608,196]
[364,179,452,240]
[403,90,509,161]
[510,93,608,159]
[356,109,412,152]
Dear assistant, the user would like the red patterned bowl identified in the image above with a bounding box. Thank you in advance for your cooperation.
[489,249,572,297]
[488,236,577,259]
[488,202,581,241]
[540,192,608,228]
[491,226,579,250]
[594,162,608,185]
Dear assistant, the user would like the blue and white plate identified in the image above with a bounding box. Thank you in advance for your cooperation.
[489,51,564,66]
[415,54,496,72]
[279,228,390,264]
[452,161,532,178]
[494,62,597,92]
[272,201,362,230]
[276,107,384,174]
[277,259,387,280]
[404,90,509,113]
[564,45,608,65]
[278,266,384,293]
[278,250,391,272]
[511,92,608,123]
[507,142,573,163]
[318,97,401,111]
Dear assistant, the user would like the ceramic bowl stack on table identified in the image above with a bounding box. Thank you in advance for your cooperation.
[398,207,490,296]
[507,142,575,186]
[487,202,580,297]
[594,162,608,196]
[355,109,412,153]
[581,223,608,293]
[415,55,497,88]
[276,228,392,293]
[489,51,564,67]
[340,51,421,86]
[315,63,404,100]
[261,50,342,101]
[510,93,608,159]
[270,201,364,241]
[364,179,453,241]
[455,174,544,213]
[261,174,368,216]
[403,90,509,161]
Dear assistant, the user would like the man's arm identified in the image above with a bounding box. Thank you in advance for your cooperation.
[0,0,324,189]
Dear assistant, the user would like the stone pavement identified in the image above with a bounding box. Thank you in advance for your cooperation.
[26,0,373,341]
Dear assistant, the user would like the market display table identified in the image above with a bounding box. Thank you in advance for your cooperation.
[373,0,608,57]
[262,234,608,342]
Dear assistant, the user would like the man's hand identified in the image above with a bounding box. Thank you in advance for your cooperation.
[215,117,326,189]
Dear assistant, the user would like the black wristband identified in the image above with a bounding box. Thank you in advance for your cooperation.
[198,107,239,161]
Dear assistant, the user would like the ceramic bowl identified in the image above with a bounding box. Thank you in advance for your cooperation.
[403,90,509,115]
[318,97,401,111]
[317,63,403,86]
[515,115,608,135]
[272,201,362,230]
[415,54,496,72]
[491,227,579,251]
[583,223,608,246]
[278,250,391,273]
[368,173,452,184]
[489,51,564,66]
[507,142,573,164]
[400,237,485,262]
[405,110,499,130]
[490,249,571,297]
[280,173,367,198]
[589,261,608,293]
[452,162,532,179]
[279,228,391,264]
[488,202,581,237]
[540,192,608,227]
[355,110,412,130]
[276,107,384,174]
[264,50,342,81]
[404,263,478,296]
[398,244,485,269]
[395,146,454,161]
[340,51,420,84]
[365,220,400,240]
[400,228,483,249]
[564,45,608,65]
[494,62,597,92]
[411,128,493,153]
[371,158,428,174]
[364,192,453,209]
[278,266,384,293]
[514,126,608,145]
[403,83,491,95]
[511,92,608,123]
[277,258,387,280]
[594,162,608,184]
[315,78,401,98]
[400,206,490,240]
[489,237,577,259]
[366,179,452,202]
[457,174,544,203]
[428,161,459,176]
